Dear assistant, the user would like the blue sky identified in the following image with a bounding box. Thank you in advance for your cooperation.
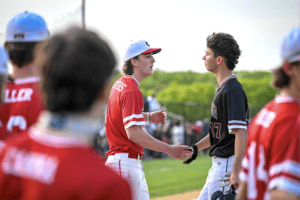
[0,0,299,73]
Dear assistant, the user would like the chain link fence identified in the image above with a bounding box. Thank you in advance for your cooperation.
[159,100,263,122]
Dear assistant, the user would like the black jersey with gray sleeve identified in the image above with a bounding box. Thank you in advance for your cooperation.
[209,75,249,158]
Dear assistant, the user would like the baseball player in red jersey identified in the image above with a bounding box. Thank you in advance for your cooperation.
[237,27,300,200]
[0,46,8,104]
[0,11,46,139]
[105,40,192,200]
[0,27,132,200]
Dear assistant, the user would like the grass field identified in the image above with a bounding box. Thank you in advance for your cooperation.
[143,155,212,198]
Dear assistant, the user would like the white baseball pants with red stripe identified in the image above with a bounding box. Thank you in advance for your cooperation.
[106,153,149,200]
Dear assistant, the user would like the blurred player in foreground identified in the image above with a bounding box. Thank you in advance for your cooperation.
[237,27,300,200]
[105,40,192,200]
[0,27,132,200]
[0,46,8,104]
[184,33,249,200]
[0,11,46,139]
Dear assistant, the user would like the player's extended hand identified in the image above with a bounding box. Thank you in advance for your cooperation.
[166,144,193,161]
[150,109,167,124]
[229,171,239,190]
[183,144,198,164]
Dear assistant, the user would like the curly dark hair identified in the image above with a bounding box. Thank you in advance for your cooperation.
[206,32,241,70]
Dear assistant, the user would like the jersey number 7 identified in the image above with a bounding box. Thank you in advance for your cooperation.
[210,122,221,139]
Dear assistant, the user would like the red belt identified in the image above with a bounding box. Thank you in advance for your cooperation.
[111,153,143,160]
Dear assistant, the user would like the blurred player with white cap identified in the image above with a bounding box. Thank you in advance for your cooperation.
[0,46,8,104]
[0,11,47,139]
[237,27,300,200]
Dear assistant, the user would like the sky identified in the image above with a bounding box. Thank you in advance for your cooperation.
[0,0,299,73]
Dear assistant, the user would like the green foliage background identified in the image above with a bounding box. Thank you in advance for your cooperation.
[112,70,279,121]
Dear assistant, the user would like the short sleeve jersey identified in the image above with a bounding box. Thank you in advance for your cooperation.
[0,128,132,200]
[106,76,146,156]
[240,97,300,200]
[209,75,249,158]
[0,77,44,140]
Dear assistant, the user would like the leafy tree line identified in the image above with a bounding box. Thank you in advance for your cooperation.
[111,69,278,121]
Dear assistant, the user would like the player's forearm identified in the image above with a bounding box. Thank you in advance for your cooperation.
[236,181,247,200]
[126,125,169,153]
[143,112,149,122]
[269,189,299,200]
[195,134,211,151]
[232,129,247,174]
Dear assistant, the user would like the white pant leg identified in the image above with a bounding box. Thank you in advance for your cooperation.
[105,153,149,200]
[197,156,234,200]
[197,166,212,200]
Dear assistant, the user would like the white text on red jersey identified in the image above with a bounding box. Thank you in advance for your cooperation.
[4,88,33,103]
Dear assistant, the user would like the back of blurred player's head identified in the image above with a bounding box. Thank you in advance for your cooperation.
[35,27,116,114]
[5,11,49,68]
[206,32,241,70]
[0,47,8,104]
[273,26,300,89]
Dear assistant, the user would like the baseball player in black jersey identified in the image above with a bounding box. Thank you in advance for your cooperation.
[184,32,249,200]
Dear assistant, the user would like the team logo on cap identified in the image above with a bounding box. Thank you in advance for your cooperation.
[145,41,150,46]
[14,33,24,39]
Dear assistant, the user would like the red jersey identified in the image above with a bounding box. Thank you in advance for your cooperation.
[0,127,132,200]
[0,77,44,139]
[106,76,146,156]
[240,96,300,200]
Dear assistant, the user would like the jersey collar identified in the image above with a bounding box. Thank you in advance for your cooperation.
[13,76,40,85]
[275,96,300,104]
[216,74,236,91]
[30,111,101,148]
[127,75,139,86]
[29,127,89,148]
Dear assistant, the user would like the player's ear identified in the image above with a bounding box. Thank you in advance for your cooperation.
[217,56,223,65]
[131,58,138,68]
[282,61,293,77]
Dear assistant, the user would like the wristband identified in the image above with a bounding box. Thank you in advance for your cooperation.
[147,112,151,123]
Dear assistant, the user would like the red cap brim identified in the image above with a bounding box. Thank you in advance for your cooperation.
[142,48,161,55]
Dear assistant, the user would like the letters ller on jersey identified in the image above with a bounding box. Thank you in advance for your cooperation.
[4,88,33,103]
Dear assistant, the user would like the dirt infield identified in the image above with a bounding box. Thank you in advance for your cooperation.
[151,190,200,200]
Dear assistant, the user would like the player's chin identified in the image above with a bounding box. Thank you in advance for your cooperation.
[147,70,153,76]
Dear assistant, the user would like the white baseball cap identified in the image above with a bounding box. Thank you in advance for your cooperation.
[281,26,300,63]
[0,46,8,75]
[6,11,49,42]
[124,40,161,62]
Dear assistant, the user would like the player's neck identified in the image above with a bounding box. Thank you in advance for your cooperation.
[35,111,102,145]
[130,73,145,84]
[280,83,300,100]
[215,68,233,86]
[11,64,38,80]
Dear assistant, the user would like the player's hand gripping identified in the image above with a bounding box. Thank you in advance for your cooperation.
[219,172,239,192]
[149,109,167,124]
[166,144,193,161]
[220,172,231,192]
[183,144,198,164]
